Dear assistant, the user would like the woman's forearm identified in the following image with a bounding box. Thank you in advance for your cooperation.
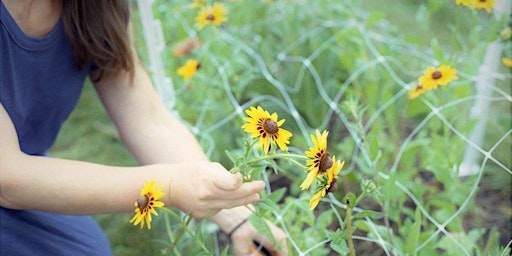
[0,151,173,215]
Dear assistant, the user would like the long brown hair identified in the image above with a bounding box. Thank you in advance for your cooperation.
[62,0,134,81]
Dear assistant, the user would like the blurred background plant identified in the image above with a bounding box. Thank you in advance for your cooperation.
[52,0,511,255]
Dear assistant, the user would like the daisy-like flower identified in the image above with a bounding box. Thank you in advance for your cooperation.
[474,0,494,13]
[195,2,228,30]
[418,65,459,89]
[177,59,200,81]
[455,0,475,8]
[242,106,293,155]
[300,130,333,190]
[189,0,206,9]
[129,180,165,229]
[309,157,344,210]
[408,84,430,99]
[503,57,512,67]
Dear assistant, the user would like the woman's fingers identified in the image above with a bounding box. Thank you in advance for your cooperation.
[168,162,266,218]
[231,219,289,256]
[209,163,266,200]
[211,163,244,191]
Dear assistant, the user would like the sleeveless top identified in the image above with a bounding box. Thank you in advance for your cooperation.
[0,2,112,255]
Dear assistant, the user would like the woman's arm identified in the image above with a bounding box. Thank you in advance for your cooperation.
[0,103,262,217]
[92,42,287,254]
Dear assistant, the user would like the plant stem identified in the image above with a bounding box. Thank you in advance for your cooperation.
[161,208,211,253]
[353,109,394,247]
[169,214,192,251]
[246,153,308,166]
[346,199,356,256]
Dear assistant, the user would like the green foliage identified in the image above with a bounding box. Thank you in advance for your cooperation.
[52,0,511,255]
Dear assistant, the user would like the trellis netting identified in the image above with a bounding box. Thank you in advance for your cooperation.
[134,0,511,255]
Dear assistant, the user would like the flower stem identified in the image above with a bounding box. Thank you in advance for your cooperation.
[161,209,211,253]
[246,153,307,166]
[345,198,356,256]
[169,214,192,251]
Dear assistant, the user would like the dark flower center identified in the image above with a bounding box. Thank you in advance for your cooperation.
[327,178,338,192]
[206,14,215,21]
[136,195,149,210]
[263,119,279,135]
[431,70,442,80]
[319,154,333,172]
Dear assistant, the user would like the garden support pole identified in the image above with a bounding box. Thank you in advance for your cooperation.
[459,0,511,177]
[136,0,176,110]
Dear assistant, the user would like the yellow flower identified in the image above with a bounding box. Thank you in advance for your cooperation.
[408,84,430,99]
[502,57,512,67]
[455,0,475,8]
[309,157,344,210]
[455,0,494,12]
[300,130,332,190]
[195,2,228,30]
[189,0,206,9]
[130,181,165,229]
[418,65,458,89]
[177,59,200,81]
[474,0,494,12]
[242,106,293,155]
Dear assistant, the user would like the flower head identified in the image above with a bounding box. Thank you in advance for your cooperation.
[189,0,206,9]
[130,181,165,229]
[308,157,344,210]
[300,130,333,190]
[242,106,293,155]
[177,59,200,81]
[455,0,476,7]
[408,84,430,99]
[503,57,512,67]
[195,2,228,30]
[418,65,458,89]
[474,0,494,12]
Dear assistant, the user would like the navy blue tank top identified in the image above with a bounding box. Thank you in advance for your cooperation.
[0,2,112,255]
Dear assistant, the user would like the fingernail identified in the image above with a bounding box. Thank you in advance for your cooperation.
[251,193,261,202]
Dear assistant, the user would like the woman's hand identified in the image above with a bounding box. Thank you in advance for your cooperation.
[210,206,289,256]
[167,162,265,218]
[230,219,289,256]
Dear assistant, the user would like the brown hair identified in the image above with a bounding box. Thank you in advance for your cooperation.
[62,0,134,81]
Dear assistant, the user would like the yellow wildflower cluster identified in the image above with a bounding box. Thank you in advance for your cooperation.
[455,0,495,13]
[408,65,459,99]
[194,2,228,30]
[175,2,229,81]
[243,106,345,210]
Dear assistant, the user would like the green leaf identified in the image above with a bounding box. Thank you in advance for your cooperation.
[255,197,280,214]
[316,209,334,229]
[225,150,239,165]
[267,187,287,204]
[405,207,422,255]
[327,229,349,255]
[248,215,275,244]
[366,12,385,27]
[369,137,380,161]
[352,210,381,219]
[220,246,230,256]
[431,38,444,62]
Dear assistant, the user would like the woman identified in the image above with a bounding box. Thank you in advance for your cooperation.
[0,0,288,255]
